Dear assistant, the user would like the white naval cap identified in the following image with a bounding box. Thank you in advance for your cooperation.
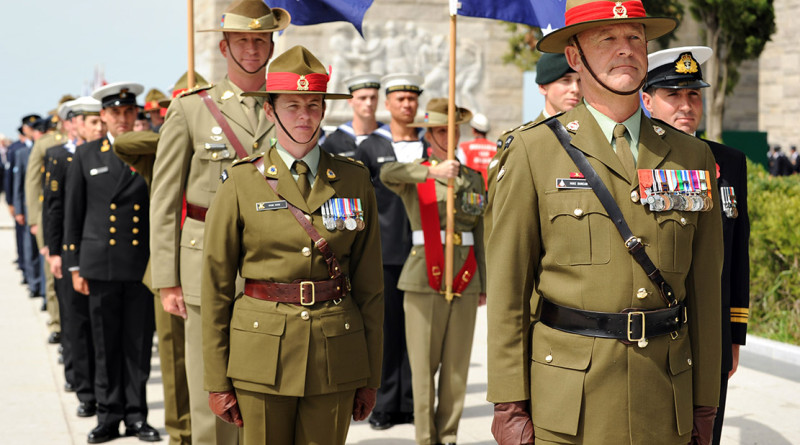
[645,46,713,91]
[57,100,75,121]
[470,113,490,133]
[343,73,381,93]
[69,96,103,116]
[91,81,144,109]
[381,73,424,95]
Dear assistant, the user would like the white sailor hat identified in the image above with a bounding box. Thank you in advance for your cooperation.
[69,96,103,116]
[57,100,75,121]
[344,73,381,93]
[381,73,424,95]
[91,81,144,109]
[645,46,713,91]
[470,113,490,133]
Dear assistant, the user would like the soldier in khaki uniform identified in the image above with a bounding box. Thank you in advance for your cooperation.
[380,98,486,445]
[148,2,289,444]
[201,45,383,445]
[486,1,723,444]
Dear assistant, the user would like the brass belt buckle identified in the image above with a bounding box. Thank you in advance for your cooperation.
[300,281,315,306]
[453,232,462,245]
[626,311,646,342]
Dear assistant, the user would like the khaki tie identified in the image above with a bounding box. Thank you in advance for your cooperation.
[294,160,311,201]
[242,96,260,132]
[613,123,636,177]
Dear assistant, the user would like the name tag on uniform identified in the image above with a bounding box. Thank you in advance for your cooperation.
[256,200,287,211]
[555,178,590,189]
[204,143,227,150]
[90,166,109,176]
[377,156,396,163]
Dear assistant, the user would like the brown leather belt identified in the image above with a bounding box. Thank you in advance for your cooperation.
[539,298,685,343]
[186,203,208,222]
[245,276,348,306]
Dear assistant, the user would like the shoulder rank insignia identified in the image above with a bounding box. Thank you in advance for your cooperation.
[566,120,580,131]
[653,125,666,136]
[220,169,229,183]
[497,166,507,182]
[221,90,235,100]
[504,135,514,150]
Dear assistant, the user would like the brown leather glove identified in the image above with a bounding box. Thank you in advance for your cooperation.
[492,401,535,445]
[208,390,243,428]
[352,387,377,421]
[690,405,717,445]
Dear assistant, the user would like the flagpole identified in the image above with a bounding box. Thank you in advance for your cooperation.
[187,0,196,88]
[444,6,457,302]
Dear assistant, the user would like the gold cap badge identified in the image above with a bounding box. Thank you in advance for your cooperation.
[675,53,699,74]
[248,19,261,30]
[613,2,628,18]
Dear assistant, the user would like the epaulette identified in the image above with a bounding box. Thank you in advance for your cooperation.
[521,112,564,133]
[328,151,366,168]
[232,151,264,167]
[177,84,214,99]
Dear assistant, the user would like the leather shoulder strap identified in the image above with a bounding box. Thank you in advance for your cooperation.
[197,90,249,160]
[544,118,676,307]
[264,177,342,279]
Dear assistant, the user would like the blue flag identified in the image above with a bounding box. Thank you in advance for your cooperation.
[456,0,566,33]
[267,0,374,36]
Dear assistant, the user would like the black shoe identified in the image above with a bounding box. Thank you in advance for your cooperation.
[77,401,97,417]
[125,421,161,442]
[64,381,76,392]
[87,423,120,443]
[48,332,60,344]
[393,412,414,425]
[368,412,394,430]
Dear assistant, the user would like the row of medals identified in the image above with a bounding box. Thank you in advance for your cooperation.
[721,187,738,218]
[642,169,713,213]
[646,192,713,212]
[322,198,365,232]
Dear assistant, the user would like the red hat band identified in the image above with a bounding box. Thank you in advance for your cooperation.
[266,72,329,93]
[144,100,160,111]
[565,1,647,27]
[172,88,188,99]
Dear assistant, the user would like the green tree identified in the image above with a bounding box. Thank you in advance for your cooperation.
[689,0,776,142]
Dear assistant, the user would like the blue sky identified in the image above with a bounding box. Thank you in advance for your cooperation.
[0,1,187,138]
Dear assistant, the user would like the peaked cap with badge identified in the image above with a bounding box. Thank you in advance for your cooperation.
[91,81,144,108]
[645,46,712,91]
[198,0,290,33]
[537,0,677,53]
[243,45,352,100]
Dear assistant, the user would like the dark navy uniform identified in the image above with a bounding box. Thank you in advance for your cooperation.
[43,142,97,412]
[63,135,154,429]
[322,121,391,158]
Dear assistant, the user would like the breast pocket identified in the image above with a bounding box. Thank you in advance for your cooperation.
[195,143,235,192]
[545,192,611,266]
[530,323,594,436]
[227,308,286,386]
[320,310,370,386]
[655,212,698,273]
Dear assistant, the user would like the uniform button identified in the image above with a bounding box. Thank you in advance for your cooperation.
[133,216,140,223]
[411,249,417,256]
[636,288,648,299]
[573,208,584,217]
[301,247,311,257]
[630,191,639,203]
[300,311,310,321]
[133,204,141,211]
[110,203,117,210]
[222,150,230,158]
[253,321,259,328]
[109,215,116,222]
[190,239,196,246]
[545,354,553,363]
[132,240,139,246]
[687,358,693,366]
[344,323,351,330]
[253,142,259,149]
[109,227,116,234]
[304,214,312,222]
[109,239,116,246]
[62,244,67,250]
[637,338,649,348]
[132,228,139,234]
[212,152,219,160]
[680,217,687,225]
[70,244,76,251]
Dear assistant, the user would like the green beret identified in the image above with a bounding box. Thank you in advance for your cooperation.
[535,53,575,85]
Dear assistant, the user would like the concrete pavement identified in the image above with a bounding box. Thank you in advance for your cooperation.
[2,206,799,444]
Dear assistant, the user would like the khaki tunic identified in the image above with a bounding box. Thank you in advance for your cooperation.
[149,78,275,305]
[201,146,383,397]
[486,104,723,444]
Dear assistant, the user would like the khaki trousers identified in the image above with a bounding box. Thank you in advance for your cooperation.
[185,303,240,445]
[236,387,355,445]
[404,291,479,445]
[154,296,191,445]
